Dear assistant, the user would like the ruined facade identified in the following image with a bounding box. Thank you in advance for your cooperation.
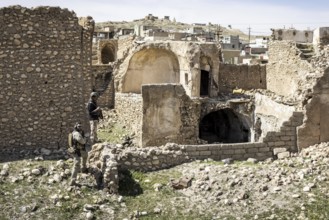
[2,5,329,164]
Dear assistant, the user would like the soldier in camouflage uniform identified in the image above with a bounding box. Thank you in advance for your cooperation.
[69,122,88,186]
[69,122,103,188]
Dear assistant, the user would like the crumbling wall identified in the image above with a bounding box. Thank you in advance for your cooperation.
[254,92,296,140]
[313,27,329,46]
[114,41,221,98]
[90,65,114,108]
[142,84,200,146]
[218,64,266,93]
[114,93,143,144]
[266,41,312,98]
[88,141,273,191]
[0,6,93,150]
[117,36,135,60]
[298,68,329,149]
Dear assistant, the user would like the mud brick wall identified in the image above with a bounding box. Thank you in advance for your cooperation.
[0,6,93,150]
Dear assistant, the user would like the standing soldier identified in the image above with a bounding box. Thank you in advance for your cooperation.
[69,122,88,186]
[87,92,102,144]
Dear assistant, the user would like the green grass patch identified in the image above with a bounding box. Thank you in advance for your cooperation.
[98,122,130,143]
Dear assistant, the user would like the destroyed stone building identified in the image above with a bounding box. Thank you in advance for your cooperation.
[1,5,329,167]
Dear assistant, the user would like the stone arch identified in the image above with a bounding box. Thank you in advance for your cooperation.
[101,43,116,64]
[199,108,250,143]
[122,48,180,93]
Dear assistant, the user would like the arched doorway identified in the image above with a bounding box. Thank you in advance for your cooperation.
[101,44,115,64]
[122,48,180,93]
[199,108,250,143]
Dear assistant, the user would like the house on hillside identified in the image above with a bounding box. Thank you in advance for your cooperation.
[221,35,241,64]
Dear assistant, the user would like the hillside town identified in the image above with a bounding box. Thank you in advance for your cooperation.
[94,13,270,65]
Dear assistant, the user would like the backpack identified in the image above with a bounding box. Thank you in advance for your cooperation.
[67,132,76,154]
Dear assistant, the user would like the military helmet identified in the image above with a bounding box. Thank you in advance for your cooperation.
[74,122,82,130]
[90,92,98,97]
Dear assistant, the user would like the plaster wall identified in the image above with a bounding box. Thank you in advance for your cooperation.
[313,27,329,45]
[142,84,200,146]
[272,29,313,43]
[254,93,296,141]
[122,48,180,93]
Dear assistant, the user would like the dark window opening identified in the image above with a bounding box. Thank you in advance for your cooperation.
[101,45,115,64]
[199,109,250,143]
[200,70,209,96]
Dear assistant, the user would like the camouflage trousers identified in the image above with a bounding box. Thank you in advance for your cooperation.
[70,150,88,181]
[90,120,98,144]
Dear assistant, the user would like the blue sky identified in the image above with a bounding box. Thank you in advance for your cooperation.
[1,0,329,35]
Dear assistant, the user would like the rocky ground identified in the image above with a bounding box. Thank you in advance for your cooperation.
[1,142,329,219]
[1,110,329,219]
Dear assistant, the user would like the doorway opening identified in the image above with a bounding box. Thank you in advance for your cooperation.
[200,70,209,96]
[199,108,250,143]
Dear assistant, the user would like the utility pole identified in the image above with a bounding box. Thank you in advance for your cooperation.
[248,26,251,44]
[216,24,223,43]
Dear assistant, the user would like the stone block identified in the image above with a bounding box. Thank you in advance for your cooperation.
[200,151,211,156]
[196,145,209,151]
[258,147,270,152]
[280,136,291,141]
[234,149,246,154]
[232,154,244,160]
[247,148,259,153]
[223,149,234,155]
[211,150,219,155]
[273,147,287,155]
[188,151,200,156]
[274,141,285,146]
[277,151,290,159]
[185,146,197,152]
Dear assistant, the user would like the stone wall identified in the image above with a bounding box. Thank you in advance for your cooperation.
[297,69,329,149]
[218,64,266,93]
[91,65,114,108]
[263,111,304,154]
[266,41,312,98]
[114,93,143,145]
[89,142,272,173]
[117,36,135,60]
[142,84,200,146]
[0,6,93,150]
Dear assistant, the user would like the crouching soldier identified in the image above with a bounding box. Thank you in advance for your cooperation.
[68,122,88,186]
